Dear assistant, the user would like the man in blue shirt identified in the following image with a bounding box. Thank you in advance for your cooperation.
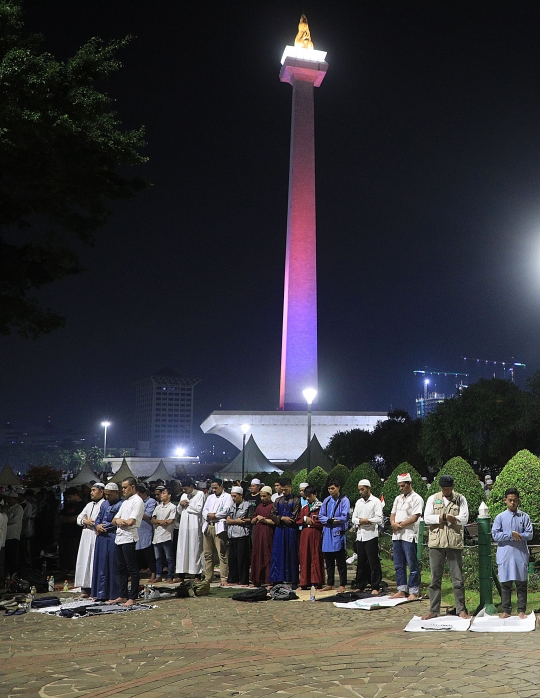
[319,479,350,593]
[492,488,533,619]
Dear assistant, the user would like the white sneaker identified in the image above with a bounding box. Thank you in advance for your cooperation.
[346,553,357,564]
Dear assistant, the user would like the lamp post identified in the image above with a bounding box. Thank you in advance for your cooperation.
[101,421,111,461]
[302,388,317,473]
[240,424,250,481]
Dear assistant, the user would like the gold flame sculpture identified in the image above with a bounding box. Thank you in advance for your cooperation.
[294,14,314,50]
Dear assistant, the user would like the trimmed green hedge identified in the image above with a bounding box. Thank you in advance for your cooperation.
[305,466,329,499]
[292,469,308,496]
[488,449,540,522]
[436,456,486,522]
[382,463,428,516]
[343,462,382,505]
[326,463,350,489]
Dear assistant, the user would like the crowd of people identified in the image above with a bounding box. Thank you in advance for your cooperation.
[0,471,532,617]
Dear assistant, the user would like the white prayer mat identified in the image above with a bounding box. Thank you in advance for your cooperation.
[334,595,412,609]
[404,615,471,632]
[470,609,536,633]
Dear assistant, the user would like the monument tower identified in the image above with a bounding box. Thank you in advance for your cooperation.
[279,16,328,410]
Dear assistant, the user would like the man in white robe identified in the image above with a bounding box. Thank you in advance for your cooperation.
[174,479,204,581]
[75,482,105,597]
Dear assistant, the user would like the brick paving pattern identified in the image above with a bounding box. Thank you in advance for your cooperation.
[0,597,538,697]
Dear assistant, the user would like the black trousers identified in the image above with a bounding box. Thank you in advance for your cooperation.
[116,542,140,600]
[355,537,382,591]
[5,539,19,574]
[501,580,527,614]
[136,545,156,574]
[324,549,347,587]
[227,536,251,585]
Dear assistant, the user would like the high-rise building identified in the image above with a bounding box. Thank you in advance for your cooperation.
[135,368,200,457]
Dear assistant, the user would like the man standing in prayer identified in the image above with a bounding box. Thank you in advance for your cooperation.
[75,482,105,597]
[319,479,350,593]
[226,485,254,586]
[202,478,233,585]
[59,487,85,576]
[297,485,325,589]
[135,484,157,583]
[351,479,383,595]
[269,478,301,586]
[247,479,262,507]
[271,480,283,503]
[91,482,122,601]
[4,490,23,574]
[175,479,205,583]
[151,487,177,582]
[111,477,145,607]
[492,488,533,619]
[421,475,470,620]
[250,485,275,586]
[389,473,424,601]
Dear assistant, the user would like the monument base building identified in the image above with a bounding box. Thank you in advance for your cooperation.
[200,410,387,462]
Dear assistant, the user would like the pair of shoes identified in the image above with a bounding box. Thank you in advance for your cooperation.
[346,553,358,564]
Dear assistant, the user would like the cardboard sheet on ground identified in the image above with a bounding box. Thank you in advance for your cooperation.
[404,615,471,632]
[334,595,411,609]
[470,609,536,632]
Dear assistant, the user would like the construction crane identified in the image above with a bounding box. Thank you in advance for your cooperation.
[462,357,526,383]
[413,369,469,401]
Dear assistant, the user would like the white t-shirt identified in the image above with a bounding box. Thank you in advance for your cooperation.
[114,494,144,545]
[390,491,424,542]
[352,494,383,541]
[0,511,8,548]
[152,501,177,544]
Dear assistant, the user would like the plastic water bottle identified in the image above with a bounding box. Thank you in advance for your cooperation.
[48,575,54,592]
[144,584,149,599]
[310,585,316,601]
[63,580,69,592]
[30,586,37,597]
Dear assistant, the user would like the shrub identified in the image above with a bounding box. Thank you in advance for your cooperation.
[292,469,308,496]
[437,456,486,522]
[342,462,382,505]
[488,449,540,523]
[382,463,428,516]
[306,466,329,499]
[326,464,350,489]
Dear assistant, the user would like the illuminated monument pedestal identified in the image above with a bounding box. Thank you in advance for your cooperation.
[200,411,386,462]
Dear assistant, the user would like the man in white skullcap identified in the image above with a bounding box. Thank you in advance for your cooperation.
[75,482,106,597]
[351,479,383,594]
[225,486,254,586]
[389,473,424,601]
[247,478,262,507]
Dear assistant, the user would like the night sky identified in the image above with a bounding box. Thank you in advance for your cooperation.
[2,1,540,450]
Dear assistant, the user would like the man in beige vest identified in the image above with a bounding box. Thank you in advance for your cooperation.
[421,475,471,620]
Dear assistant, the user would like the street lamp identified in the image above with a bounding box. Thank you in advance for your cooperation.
[240,424,250,481]
[101,421,111,460]
[303,388,317,473]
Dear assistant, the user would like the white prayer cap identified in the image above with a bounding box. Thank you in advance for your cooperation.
[261,486,273,495]
[486,479,493,485]
[358,479,371,487]
[104,482,119,491]
[231,486,244,495]
[250,478,261,485]
[299,482,309,489]
[397,473,412,483]
[91,482,105,489]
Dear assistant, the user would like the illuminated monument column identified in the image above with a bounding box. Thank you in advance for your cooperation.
[279,16,328,410]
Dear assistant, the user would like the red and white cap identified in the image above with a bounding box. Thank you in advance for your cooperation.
[397,473,412,483]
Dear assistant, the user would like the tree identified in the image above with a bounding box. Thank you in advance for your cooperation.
[305,466,328,500]
[326,464,350,489]
[371,410,426,474]
[488,450,540,523]
[0,1,148,337]
[325,429,373,468]
[24,464,62,487]
[436,456,486,522]
[342,462,382,505]
[292,469,308,496]
[420,379,540,470]
[381,463,428,516]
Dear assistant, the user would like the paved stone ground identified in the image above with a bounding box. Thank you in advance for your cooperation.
[1,595,539,698]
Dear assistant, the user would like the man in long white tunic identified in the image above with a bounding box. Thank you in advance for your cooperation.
[75,482,105,596]
[175,479,204,581]
[492,487,533,619]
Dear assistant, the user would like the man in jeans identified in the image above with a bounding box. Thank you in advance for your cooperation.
[151,487,177,582]
[389,472,424,601]
[111,477,144,607]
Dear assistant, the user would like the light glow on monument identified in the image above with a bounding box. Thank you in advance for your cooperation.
[279,15,328,410]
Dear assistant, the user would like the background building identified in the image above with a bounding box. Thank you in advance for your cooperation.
[135,368,200,456]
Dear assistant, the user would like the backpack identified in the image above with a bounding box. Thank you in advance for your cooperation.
[231,586,269,602]
[175,578,211,598]
[268,584,299,601]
